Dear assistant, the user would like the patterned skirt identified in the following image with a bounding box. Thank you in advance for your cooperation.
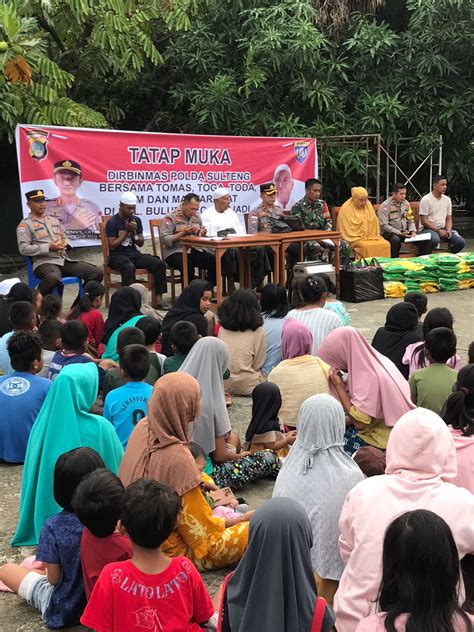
[212,449,280,490]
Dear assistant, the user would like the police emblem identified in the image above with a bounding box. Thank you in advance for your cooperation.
[294,141,309,164]
[1,376,31,397]
[26,129,48,161]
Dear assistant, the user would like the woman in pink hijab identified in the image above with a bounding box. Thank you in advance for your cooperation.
[268,319,330,429]
[317,327,414,460]
[334,408,474,632]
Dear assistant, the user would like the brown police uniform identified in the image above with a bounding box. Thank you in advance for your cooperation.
[17,189,103,295]
[161,207,216,285]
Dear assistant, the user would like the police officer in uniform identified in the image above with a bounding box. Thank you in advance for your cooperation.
[160,192,216,285]
[247,182,285,233]
[45,159,101,239]
[17,190,103,296]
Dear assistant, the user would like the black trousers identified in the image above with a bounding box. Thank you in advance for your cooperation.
[35,260,103,295]
[108,253,167,294]
[381,232,432,258]
[165,248,216,286]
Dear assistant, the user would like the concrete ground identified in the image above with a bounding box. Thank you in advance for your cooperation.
[0,262,473,630]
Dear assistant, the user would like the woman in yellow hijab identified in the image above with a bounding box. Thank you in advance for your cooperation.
[338,187,390,259]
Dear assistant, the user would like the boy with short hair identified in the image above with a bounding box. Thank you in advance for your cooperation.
[103,326,161,397]
[136,316,166,372]
[72,468,132,599]
[81,479,214,631]
[163,321,200,374]
[48,320,112,384]
[404,291,428,336]
[103,344,153,448]
[38,319,62,378]
[409,326,458,414]
[0,331,51,463]
[0,301,36,375]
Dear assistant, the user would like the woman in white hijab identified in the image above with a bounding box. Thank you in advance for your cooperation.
[179,337,280,488]
[273,393,364,604]
[130,283,162,320]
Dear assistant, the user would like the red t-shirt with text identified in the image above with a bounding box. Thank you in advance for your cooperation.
[81,557,214,632]
[80,529,132,600]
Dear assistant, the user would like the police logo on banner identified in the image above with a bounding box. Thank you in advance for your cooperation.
[1,376,31,397]
[294,142,309,164]
[26,129,49,161]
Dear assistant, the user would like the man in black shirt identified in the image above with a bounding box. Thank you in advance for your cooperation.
[106,192,167,308]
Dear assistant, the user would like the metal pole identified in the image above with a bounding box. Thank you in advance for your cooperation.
[438,135,443,175]
[376,134,381,203]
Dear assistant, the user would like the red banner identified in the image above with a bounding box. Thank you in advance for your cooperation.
[16,125,318,246]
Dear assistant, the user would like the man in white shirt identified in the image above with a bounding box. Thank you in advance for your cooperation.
[201,188,246,292]
[419,175,465,253]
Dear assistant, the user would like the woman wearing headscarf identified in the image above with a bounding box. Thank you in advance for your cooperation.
[334,408,474,632]
[130,282,161,321]
[11,363,123,546]
[243,382,295,457]
[273,394,364,604]
[0,282,33,336]
[160,280,213,356]
[179,337,280,488]
[119,372,250,571]
[318,327,415,463]
[101,286,144,361]
[268,319,330,429]
[216,497,335,632]
[371,302,422,379]
[441,364,474,494]
[338,187,390,259]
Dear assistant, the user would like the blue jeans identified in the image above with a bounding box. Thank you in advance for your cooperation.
[419,228,465,254]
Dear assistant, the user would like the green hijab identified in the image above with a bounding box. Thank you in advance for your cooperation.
[12,363,123,546]
[101,315,145,362]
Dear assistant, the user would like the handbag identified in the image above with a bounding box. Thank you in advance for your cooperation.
[340,257,384,303]
[268,216,292,233]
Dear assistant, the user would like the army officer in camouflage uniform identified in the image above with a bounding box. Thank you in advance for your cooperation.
[17,190,103,295]
[160,192,216,285]
[45,159,101,240]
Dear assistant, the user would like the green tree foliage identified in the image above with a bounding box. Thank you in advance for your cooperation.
[0,0,472,198]
[0,0,196,140]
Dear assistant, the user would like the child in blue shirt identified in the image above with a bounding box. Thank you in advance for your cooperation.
[103,344,153,448]
[0,331,51,463]
[0,301,36,376]
[0,447,105,628]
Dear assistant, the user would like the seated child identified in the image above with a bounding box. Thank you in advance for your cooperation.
[355,509,473,631]
[0,331,51,463]
[39,295,64,323]
[163,321,200,374]
[189,442,252,527]
[404,291,428,337]
[243,382,296,458]
[103,345,153,448]
[102,327,160,397]
[136,316,166,372]
[32,289,43,328]
[37,320,62,378]
[72,468,132,600]
[0,447,105,628]
[67,281,105,355]
[48,321,111,387]
[317,273,351,326]
[81,479,215,631]
[0,301,36,375]
[410,327,458,415]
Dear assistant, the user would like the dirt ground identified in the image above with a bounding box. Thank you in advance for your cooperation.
[0,284,473,630]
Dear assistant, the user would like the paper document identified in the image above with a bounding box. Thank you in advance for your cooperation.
[404,233,431,243]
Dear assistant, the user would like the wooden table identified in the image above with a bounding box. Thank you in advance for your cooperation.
[180,234,282,304]
[278,230,342,289]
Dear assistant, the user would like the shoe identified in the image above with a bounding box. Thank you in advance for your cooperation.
[155,303,170,311]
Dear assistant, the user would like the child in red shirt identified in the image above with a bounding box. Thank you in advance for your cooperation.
[67,281,105,356]
[72,468,132,600]
[81,479,214,632]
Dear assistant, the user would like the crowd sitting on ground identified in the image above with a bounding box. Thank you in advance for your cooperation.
[0,264,473,632]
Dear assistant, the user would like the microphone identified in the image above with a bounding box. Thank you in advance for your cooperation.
[127,215,138,240]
